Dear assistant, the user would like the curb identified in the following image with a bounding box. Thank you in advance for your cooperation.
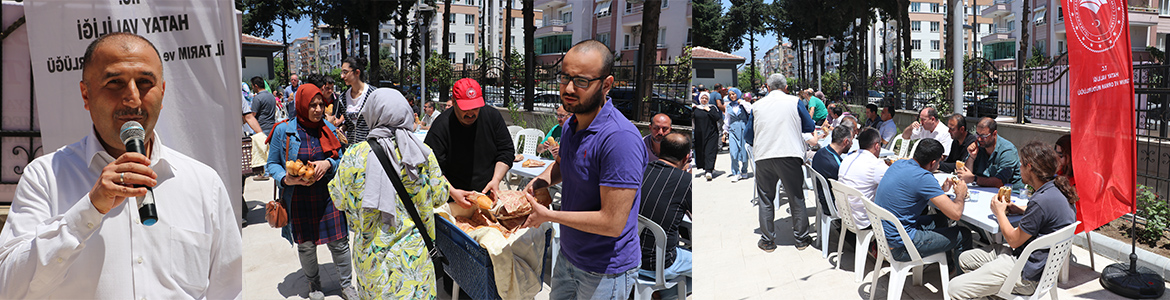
[1073,230,1170,281]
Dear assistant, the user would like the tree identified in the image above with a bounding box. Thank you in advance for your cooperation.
[237,0,309,84]
[726,0,769,88]
[691,0,728,52]
[315,0,413,84]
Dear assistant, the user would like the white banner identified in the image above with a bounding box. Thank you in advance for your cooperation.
[24,0,243,221]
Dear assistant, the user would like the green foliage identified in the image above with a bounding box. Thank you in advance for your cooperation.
[897,60,954,112]
[1025,47,1050,68]
[738,68,765,91]
[426,51,454,89]
[506,101,529,128]
[235,0,309,38]
[328,68,348,92]
[273,56,287,85]
[691,0,728,52]
[1148,46,1165,64]
[1137,185,1170,245]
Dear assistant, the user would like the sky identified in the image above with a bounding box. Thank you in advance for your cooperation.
[259,1,781,65]
[721,0,781,67]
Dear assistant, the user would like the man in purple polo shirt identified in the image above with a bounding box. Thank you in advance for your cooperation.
[522,40,645,299]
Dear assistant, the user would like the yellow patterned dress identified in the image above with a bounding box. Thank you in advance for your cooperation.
[328,140,450,299]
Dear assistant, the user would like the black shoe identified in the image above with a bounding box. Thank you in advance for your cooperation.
[795,237,811,250]
[758,239,777,252]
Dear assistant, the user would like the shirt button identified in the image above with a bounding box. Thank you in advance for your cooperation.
[137,257,143,264]
[56,257,63,263]
[86,223,93,229]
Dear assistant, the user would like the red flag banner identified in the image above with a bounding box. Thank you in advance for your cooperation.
[1063,0,1135,233]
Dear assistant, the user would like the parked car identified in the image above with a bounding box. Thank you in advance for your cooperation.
[608,87,692,126]
[965,90,999,119]
[867,90,884,104]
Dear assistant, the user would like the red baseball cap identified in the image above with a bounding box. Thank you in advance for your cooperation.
[452,78,485,110]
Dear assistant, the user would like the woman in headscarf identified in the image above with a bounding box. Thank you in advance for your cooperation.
[265,83,356,299]
[693,92,722,181]
[726,88,752,182]
[329,88,475,299]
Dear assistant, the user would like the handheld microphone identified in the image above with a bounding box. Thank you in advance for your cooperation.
[120,121,158,226]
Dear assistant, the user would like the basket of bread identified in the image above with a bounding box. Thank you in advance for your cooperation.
[434,188,554,299]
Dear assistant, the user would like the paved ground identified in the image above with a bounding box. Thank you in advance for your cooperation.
[243,150,1169,299]
[692,151,1170,300]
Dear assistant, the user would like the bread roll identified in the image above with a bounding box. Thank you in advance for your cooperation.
[475,193,494,210]
[956,161,966,170]
[997,186,1012,202]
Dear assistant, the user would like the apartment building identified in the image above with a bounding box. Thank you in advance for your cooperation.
[427,0,544,68]
[761,42,797,78]
[872,0,994,71]
[983,0,1167,67]
[288,37,315,77]
[534,0,693,64]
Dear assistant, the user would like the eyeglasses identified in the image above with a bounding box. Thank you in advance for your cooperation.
[976,132,993,139]
[557,72,605,88]
[340,69,352,75]
[556,113,571,119]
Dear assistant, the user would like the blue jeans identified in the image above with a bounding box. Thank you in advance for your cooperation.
[890,214,971,263]
[638,248,693,300]
[551,253,637,300]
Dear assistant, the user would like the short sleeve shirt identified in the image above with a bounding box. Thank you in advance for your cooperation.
[874,159,947,248]
[973,136,1024,190]
[809,96,828,123]
[559,98,646,274]
[1014,181,1076,281]
[242,96,255,135]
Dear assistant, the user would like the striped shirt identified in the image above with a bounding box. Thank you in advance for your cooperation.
[343,84,376,143]
[638,160,692,270]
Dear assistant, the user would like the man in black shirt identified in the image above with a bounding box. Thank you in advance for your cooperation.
[638,132,693,294]
[424,78,515,194]
[939,113,977,173]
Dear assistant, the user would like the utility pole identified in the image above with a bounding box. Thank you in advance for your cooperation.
[952,0,964,115]
[504,0,513,107]
[523,0,535,111]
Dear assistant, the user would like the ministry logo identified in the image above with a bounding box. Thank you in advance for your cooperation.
[1067,0,1127,53]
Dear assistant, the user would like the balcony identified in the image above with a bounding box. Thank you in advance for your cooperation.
[982,1,1011,18]
[625,4,644,15]
[534,0,567,10]
[534,20,570,37]
[981,27,1014,44]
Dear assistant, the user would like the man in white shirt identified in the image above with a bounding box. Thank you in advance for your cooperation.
[0,32,242,299]
[878,106,897,146]
[900,107,952,157]
[837,128,889,228]
[752,73,816,252]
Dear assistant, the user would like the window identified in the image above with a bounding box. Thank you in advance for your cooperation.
[597,33,610,48]
[624,34,630,49]
[687,27,692,45]
[931,40,940,50]
[449,33,455,44]
[464,52,474,64]
[450,14,457,24]
[930,59,942,69]
[465,33,474,44]
[659,28,667,46]
[663,0,669,8]
[930,3,940,13]
[562,11,572,23]
[911,2,921,12]
[930,22,939,32]
[465,14,474,25]
[911,21,921,32]
[697,69,715,78]
[912,39,921,50]
[1058,40,1066,53]
[382,32,388,40]
[447,53,455,63]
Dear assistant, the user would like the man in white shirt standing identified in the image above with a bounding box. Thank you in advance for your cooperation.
[837,128,889,229]
[0,32,243,299]
[752,73,816,252]
[900,107,952,158]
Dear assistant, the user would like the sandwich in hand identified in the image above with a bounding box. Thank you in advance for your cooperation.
[997,186,1012,202]
[956,161,966,170]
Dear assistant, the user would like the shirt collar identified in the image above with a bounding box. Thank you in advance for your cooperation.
[568,97,617,134]
[83,128,174,174]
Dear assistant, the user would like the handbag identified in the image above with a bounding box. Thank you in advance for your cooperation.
[367,138,445,267]
[265,129,296,228]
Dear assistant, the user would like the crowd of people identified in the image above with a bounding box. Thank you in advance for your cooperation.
[736,71,1078,299]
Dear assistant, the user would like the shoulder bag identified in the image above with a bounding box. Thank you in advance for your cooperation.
[367,138,445,267]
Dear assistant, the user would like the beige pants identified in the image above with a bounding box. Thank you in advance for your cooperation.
[249,132,269,169]
[948,247,1038,299]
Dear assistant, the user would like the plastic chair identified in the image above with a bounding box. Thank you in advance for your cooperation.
[514,128,544,156]
[861,197,951,300]
[995,221,1080,300]
[634,215,688,300]
[891,136,917,158]
[804,164,839,260]
[828,180,876,282]
[508,125,523,150]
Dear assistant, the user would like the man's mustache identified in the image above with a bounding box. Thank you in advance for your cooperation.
[115,107,146,119]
